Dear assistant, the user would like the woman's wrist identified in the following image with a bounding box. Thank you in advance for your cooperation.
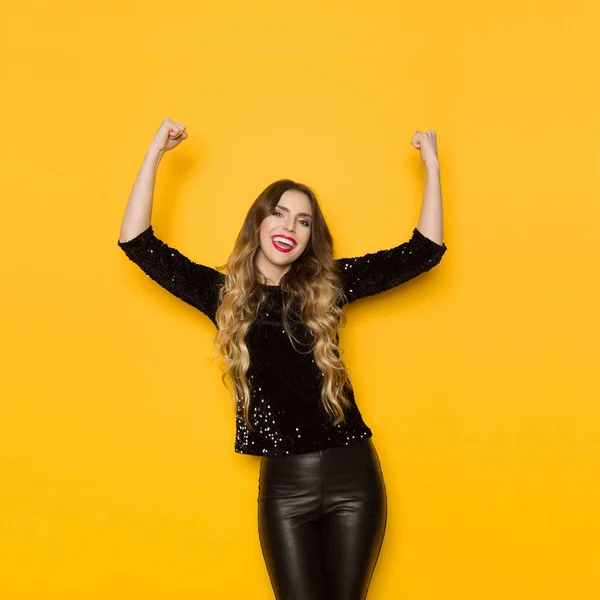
[145,145,164,163]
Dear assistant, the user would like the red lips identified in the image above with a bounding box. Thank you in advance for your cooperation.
[271,234,296,253]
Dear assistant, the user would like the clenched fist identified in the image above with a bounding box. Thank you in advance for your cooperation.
[148,118,188,154]
[411,129,439,165]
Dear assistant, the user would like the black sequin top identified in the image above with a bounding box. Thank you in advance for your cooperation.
[117,225,447,456]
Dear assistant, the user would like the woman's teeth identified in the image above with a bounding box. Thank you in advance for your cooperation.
[272,236,295,252]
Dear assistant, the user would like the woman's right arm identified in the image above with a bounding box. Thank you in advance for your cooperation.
[119,118,186,243]
[117,119,224,324]
[118,148,163,242]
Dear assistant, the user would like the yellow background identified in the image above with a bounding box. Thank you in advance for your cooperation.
[2,1,599,598]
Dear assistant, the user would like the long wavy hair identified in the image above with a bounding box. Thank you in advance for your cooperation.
[212,179,354,431]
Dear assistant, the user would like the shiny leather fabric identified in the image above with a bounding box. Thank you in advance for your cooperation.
[258,438,387,599]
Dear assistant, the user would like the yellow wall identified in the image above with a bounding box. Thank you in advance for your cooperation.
[1,1,599,598]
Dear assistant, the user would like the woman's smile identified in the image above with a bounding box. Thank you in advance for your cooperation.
[271,234,297,253]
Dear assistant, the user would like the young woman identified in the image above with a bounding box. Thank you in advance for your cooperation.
[118,118,447,600]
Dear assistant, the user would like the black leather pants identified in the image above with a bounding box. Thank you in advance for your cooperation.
[258,438,387,600]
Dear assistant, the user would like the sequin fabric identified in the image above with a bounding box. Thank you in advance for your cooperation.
[118,225,447,456]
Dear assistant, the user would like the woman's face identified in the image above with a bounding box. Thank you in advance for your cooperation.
[257,189,313,276]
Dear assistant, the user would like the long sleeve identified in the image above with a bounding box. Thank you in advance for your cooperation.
[336,227,447,305]
[117,225,225,324]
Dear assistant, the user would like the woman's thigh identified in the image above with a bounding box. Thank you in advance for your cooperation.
[319,439,388,600]
[257,440,387,600]
[258,452,328,600]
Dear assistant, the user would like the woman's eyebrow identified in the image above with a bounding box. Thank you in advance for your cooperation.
[275,204,313,218]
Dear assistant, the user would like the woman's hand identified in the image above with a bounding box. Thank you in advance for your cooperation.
[148,118,188,155]
[411,129,439,165]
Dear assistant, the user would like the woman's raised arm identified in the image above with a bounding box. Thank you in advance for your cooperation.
[336,228,447,305]
[117,119,224,324]
[119,118,188,242]
[337,129,447,305]
[117,227,224,324]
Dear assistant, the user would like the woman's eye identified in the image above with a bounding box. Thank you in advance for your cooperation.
[272,211,310,227]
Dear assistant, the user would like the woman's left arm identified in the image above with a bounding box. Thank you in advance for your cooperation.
[415,130,444,246]
[337,130,447,305]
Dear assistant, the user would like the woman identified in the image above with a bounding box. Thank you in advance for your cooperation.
[117,118,447,599]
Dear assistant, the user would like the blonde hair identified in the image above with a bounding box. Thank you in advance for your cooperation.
[212,179,353,431]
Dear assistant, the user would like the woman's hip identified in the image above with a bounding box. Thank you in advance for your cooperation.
[258,438,386,511]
